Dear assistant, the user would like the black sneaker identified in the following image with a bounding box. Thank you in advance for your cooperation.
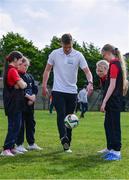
[61,136,70,151]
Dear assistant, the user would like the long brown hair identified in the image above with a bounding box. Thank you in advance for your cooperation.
[102,44,128,96]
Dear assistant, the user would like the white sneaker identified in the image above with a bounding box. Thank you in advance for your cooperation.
[11,148,24,155]
[16,145,28,152]
[97,148,110,154]
[1,149,14,156]
[65,149,72,153]
[27,144,43,150]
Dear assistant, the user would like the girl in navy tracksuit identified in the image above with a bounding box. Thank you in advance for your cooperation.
[16,57,42,152]
[1,51,27,156]
[99,44,128,161]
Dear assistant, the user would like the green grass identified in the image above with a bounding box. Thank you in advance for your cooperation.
[0,110,129,179]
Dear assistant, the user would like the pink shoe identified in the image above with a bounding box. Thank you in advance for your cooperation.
[11,148,24,155]
[1,149,14,156]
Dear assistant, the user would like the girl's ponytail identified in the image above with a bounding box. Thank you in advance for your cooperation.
[115,49,128,96]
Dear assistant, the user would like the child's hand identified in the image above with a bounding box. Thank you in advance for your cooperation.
[25,94,36,102]
[25,93,31,99]
[14,84,20,89]
[100,102,106,112]
[28,100,34,106]
[29,95,36,102]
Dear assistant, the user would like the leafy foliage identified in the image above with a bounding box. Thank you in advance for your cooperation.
[0,32,103,88]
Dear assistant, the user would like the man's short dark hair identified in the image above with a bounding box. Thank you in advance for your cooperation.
[61,34,72,44]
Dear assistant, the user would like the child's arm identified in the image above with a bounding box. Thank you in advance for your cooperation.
[15,79,27,89]
[100,78,116,112]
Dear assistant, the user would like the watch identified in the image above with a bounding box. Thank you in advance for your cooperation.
[88,81,93,85]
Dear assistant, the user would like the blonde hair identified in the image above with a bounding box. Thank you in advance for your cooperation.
[96,60,109,70]
[102,44,128,96]
[22,56,30,66]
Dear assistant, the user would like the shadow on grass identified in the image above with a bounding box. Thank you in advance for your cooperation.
[0,149,110,173]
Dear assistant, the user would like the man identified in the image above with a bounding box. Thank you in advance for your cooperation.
[78,85,88,118]
[42,34,93,153]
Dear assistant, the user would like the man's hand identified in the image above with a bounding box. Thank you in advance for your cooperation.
[87,83,93,96]
[42,64,53,97]
[82,67,93,96]
[42,85,49,97]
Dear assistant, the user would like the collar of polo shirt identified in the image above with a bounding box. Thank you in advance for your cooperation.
[59,48,78,57]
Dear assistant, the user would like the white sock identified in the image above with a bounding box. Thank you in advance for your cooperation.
[111,150,121,156]
[108,150,112,153]
[107,149,111,152]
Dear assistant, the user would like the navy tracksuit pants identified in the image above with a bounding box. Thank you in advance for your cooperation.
[80,102,88,117]
[52,91,77,144]
[3,112,22,150]
[104,110,121,151]
[16,110,35,146]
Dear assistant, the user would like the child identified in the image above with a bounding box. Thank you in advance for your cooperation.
[1,51,27,156]
[78,85,88,118]
[16,57,42,152]
[96,60,109,90]
[99,44,128,161]
[96,60,109,151]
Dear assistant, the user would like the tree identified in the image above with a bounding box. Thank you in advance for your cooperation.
[80,42,102,88]
[0,32,43,82]
[0,32,102,88]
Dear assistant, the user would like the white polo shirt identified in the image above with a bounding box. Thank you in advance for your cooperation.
[48,48,88,94]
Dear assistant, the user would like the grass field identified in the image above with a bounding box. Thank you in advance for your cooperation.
[0,109,129,179]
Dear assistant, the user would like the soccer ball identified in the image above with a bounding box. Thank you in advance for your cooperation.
[64,114,79,129]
